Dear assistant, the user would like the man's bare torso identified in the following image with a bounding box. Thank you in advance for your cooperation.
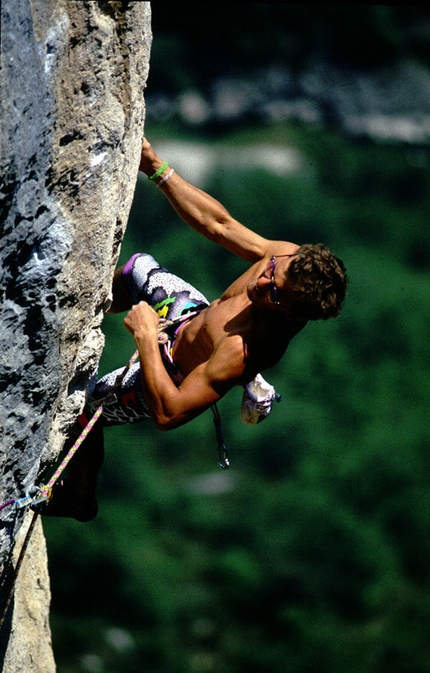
[172,258,305,383]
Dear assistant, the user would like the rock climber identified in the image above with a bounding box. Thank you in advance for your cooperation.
[38,138,348,521]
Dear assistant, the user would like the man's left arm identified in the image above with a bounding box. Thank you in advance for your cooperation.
[139,140,296,263]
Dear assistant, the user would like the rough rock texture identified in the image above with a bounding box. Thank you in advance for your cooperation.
[2,514,55,673]
[0,0,152,670]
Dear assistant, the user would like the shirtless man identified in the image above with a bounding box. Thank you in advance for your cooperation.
[39,139,348,520]
[122,139,347,429]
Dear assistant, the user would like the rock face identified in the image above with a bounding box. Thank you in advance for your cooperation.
[0,1,152,670]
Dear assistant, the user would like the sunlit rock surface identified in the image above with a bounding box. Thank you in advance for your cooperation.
[0,1,151,669]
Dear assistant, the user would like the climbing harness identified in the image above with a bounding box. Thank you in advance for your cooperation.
[158,313,231,468]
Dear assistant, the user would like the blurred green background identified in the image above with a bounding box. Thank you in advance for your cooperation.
[44,5,430,673]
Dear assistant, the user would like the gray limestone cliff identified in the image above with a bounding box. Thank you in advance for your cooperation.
[0,1,152,670]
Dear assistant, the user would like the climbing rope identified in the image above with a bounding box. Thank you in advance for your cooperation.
[0,313,229,629]
[0,347,140,631]
[0,348,140,523]
[0,312,225,519]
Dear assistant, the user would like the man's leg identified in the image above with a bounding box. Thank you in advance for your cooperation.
[39,254,209,521]
[86,253,210,424]
[121,253,209,319]
[36,422,104,522]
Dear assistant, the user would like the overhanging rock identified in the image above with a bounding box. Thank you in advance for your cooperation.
[0,1,152,670]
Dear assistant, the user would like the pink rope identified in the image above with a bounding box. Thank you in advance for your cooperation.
[39,348,141,499]
[40,404,105,497]
[0,346,145,631]
[0,499,15,512]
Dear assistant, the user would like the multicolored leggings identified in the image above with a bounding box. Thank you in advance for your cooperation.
[84,253,210,427]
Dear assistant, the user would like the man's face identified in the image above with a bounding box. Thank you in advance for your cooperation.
[248,255,300,316]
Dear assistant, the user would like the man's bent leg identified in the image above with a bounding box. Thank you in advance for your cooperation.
[37,422,104,522]
[83,253,211,425]
[122,253,209,320]
[38,254,210,520]
[90,253,209,427]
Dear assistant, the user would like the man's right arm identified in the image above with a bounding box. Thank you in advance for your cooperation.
[139,139,294,263]
[123,300,246,430]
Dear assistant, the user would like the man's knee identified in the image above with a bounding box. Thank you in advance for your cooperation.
[108,266,133,313]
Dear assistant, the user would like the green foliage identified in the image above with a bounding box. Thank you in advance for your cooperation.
[44,121,430,673]
[149,4,430,89]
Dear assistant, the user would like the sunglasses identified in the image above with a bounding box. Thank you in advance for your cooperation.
[268,254,296,308]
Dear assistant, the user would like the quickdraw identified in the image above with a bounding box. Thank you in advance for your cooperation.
[212,404,229,470]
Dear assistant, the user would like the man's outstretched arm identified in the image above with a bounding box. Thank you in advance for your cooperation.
[139,139,295,263]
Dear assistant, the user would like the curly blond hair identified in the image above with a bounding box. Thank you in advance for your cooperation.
[287,243,348,320]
